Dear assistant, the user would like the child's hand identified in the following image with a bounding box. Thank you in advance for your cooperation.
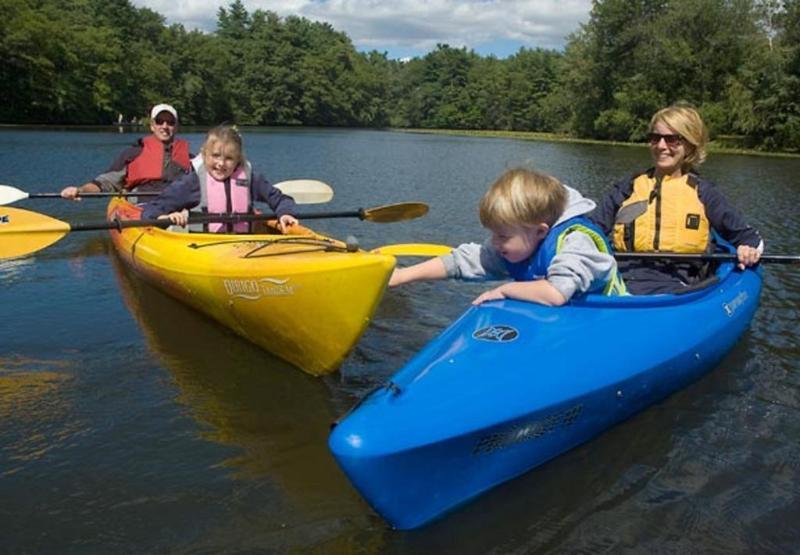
[472,286,507,305]
[158,209,189,226]
[278,214,298,232]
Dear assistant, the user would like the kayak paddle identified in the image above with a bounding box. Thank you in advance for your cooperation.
[0,179,334,206]
[0,202,430,259]
[615,252,799,264]
[371,243,452,257]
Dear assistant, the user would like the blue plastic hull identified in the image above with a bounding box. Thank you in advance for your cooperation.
[329,263,763,529]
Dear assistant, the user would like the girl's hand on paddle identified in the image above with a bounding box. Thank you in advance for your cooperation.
[159,209,189,227]
[60,186,80,200]
[278,214,298,232]
[737,245,761,269]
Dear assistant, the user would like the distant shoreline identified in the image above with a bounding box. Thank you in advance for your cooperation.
[399,128,800,159]
[1,123,797,158]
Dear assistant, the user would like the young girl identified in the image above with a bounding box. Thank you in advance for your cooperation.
[590,104,763,294]
[389,167,626,306]
[141,124,298,232]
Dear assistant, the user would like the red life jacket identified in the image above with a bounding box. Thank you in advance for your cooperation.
[125,136,191,190]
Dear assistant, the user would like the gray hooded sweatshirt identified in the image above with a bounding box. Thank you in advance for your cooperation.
[441,184,617,301]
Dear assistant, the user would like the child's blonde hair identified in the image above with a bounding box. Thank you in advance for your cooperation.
[649,103,709,170]
[479,167,567,230]
[201,124,246,165]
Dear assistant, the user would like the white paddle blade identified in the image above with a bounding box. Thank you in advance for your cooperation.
[273,179,334,204]
[0,185,31,206]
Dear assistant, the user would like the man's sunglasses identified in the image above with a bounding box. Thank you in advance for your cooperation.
[154,116,176,126]
[648,133,683,147]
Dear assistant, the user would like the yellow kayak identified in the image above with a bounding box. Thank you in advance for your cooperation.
[106,198,396,376]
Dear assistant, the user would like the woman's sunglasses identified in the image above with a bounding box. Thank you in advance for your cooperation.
[648,133,683,147]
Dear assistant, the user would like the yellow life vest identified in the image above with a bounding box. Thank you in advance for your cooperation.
[613,172,711,253]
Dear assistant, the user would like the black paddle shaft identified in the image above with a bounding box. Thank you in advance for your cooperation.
[615,252,799,264]
[68,210,368,232]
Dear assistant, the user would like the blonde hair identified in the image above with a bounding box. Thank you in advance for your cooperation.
[649,103,709,170]
[479,167,567,230]
[201,124,246,165]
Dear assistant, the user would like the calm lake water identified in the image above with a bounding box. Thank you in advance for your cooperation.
[1,128,799,553]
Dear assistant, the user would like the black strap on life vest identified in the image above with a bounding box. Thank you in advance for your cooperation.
[651,175,663,251]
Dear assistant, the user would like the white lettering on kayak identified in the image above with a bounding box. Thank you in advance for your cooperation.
[472,404,583,455]
[223,277,296,300]
[722,291,748,317]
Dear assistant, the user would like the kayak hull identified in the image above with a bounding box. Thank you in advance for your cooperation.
[107,198,395,375]
[329,261,762,528]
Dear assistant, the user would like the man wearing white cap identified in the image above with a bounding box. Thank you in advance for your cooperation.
[61,103,192,199]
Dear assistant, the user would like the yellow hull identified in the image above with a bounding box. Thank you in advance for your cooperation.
[107,198,395,375]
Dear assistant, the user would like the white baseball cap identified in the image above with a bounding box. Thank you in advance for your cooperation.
[150,103,178,121]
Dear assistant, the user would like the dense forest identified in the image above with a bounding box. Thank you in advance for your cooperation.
[2,0,799,151]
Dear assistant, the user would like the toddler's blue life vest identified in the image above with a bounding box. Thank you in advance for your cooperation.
[503,216,626,296]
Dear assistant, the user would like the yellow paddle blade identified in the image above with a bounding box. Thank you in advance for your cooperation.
[0,207,71,259]
[362,202,429,223]
[371,243,452,257]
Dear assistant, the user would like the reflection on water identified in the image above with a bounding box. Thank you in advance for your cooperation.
[108,254,379,547]
[0,357,74,475]
[0,256,35,283]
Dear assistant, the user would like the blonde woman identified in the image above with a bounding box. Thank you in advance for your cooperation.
[590,103,763,294]
[389,167,625,306]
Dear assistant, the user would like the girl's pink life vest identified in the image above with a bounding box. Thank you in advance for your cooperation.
[192,156,253,233]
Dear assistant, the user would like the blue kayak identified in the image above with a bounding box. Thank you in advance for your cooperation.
[329,259,762,529]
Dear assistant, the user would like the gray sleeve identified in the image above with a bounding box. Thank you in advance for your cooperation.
[440,238,508,281]
[93,169,127,192]
[547,231,616,300]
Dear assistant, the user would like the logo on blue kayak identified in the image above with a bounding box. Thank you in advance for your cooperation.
[722,291,749,317]
[472,325,519,342]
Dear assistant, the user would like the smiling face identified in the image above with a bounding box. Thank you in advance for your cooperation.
[202,139,241,182]
[149,110,177,143]
[489,223,549,263]
[649,120,688,178]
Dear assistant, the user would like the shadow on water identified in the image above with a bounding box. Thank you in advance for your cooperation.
[108,254,391,551]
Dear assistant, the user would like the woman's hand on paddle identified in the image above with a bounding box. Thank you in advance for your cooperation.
[60,186,80,200]
[278,214,298,231]
[159,209,189,227]
[737,245,761,269]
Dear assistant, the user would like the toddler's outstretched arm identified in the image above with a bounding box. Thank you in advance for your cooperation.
[389,257,448,287]
[472,279,567,306]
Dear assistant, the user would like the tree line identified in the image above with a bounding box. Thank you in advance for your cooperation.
[2,0,798,151]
